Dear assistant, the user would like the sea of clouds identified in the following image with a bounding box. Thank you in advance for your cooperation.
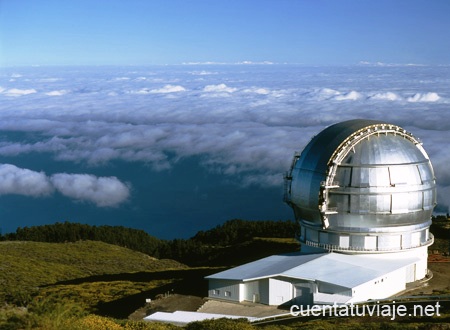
[0,64,449,236]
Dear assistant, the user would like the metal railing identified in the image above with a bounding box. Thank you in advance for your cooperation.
[303,233,434,253]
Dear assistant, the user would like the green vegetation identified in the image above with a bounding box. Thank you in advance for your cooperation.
[184,315,450,330]
[191,219,299,246]
[0,219,299,329]
[0,239,212,329]
[0,217,448,329]
[1,219,300,266]
[0,240,184,304]
[164,219,300,266]
[158,236,299,267]
[3,222,162,258]
[430,215,450,254]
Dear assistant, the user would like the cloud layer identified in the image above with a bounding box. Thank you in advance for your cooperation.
[0,65,449,212]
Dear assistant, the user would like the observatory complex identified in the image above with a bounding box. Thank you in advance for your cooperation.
[206,119,436,306]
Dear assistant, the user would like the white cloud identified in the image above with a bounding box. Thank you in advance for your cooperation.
[190,70,218,76]
[310,88,340,100]
[0,163,129,207]
[50,173,130,207]
[149,84,186,93]
[182,61,227,65]
[318,88,340,96]
[45,90,69,96]
[236,61,274,65]
[358,61,425,67]
[407,92,440,102]
[130,85,186,94]
[243,87,271,95]
[2,88,37,96]
[181,61,275,65]
[334,91,363,101]
[369,92,401,101]
[254,88,270,95]
[203,84,237,93]
[0,164,53,197]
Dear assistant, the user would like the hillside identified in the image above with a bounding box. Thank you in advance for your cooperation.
[0,224,299,329]
[0,218,448,329]
[0,240,185,304]
[2,219,300,266]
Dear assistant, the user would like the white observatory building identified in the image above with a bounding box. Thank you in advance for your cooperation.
[206,119,436,306]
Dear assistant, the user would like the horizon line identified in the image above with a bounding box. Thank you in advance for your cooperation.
[1,61,447,69]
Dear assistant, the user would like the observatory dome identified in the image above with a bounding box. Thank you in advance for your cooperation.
[285,119,436,253]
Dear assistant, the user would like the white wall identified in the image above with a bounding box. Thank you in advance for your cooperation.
[208,279,241,302]
[268,278,293,305]
[413,257,428,281]
[350,267,406,303]
[243,280,260,303]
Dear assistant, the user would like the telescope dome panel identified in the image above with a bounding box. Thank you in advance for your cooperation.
[285,119,436,236]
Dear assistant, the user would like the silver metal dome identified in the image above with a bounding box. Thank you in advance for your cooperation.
[284,119,436,253]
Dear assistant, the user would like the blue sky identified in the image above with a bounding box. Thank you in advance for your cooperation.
[1,0,450,66]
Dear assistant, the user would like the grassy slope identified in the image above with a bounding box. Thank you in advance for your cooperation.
[0,236,297,319]
[0,240,185,301]
[0,226,448,328]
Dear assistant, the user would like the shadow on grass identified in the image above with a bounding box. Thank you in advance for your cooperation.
[51,268,221,286]
[45,268,226,319]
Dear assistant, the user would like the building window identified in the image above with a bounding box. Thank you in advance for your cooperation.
[224,291,231,297]
[213,290,220,295]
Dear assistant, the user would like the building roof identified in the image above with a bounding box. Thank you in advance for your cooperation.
[205,252,327,281]
[206,252,419,289]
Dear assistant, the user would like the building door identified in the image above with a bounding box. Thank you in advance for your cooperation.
[405,263,416,283]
